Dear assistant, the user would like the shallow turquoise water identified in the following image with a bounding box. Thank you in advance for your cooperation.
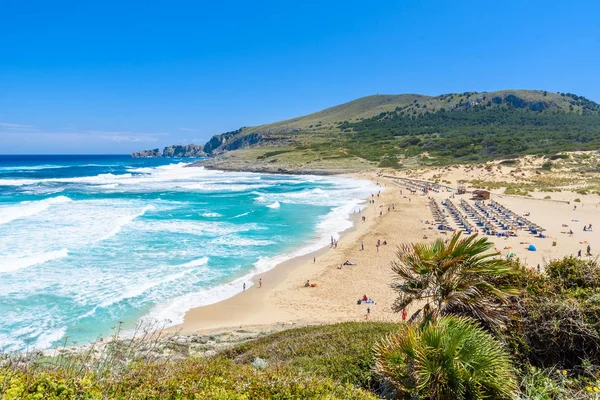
[0,155,376,351]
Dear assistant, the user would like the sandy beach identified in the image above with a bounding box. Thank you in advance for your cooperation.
[171,169,600,336]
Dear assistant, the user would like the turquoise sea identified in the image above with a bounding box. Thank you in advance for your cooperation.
[0,155,376,351]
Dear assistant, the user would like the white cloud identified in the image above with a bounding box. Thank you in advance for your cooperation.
[0,122,36,129]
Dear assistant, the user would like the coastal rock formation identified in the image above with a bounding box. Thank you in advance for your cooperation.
[131,144,205,158]
[131,148,162,158]
[202,129,263,155]
[162,144,206,158]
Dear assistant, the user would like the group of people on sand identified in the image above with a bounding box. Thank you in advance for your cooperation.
[577,244,592,258]
[375,239,387,252]
[330,236,338,249]
[359,294,374,304]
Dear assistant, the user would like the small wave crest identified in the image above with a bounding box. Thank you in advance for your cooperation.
[201,212,222,218]
[0,196,72,225]
[0,248,69,274]
[266,201,280,209]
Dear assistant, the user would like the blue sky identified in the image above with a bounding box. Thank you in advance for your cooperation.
[1,0,599,154]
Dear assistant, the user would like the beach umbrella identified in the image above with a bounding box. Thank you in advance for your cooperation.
[528,244,536,251]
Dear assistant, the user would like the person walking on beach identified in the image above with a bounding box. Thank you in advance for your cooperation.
[259,278,262,288]
[361,242,364,251]
[587,244,591,256]
[578,249,582,258]
[313,257,316,263]
[243,282,246,291]
[401,308,407,322]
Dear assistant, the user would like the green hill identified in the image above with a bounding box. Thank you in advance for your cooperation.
[188,90,600,172]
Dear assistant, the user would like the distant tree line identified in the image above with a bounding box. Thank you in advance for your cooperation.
[339,95,600,162]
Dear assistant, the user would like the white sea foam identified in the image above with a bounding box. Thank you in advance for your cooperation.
[266,201,280,209]
[0,248,69,273]
[34,326,68,350]
[210,236,275,247]
[178,257,209,268]
[138,220,261,236]
[97,205,157,242]
[201,212,222,218]
[230,211,252,218]
[0,163,276,195]
[0,196,72,225]
[144,271,254,325]
[0,164,69,171]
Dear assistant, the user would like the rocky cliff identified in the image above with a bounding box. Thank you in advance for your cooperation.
[162,144,206,157]
[203,129,262,155]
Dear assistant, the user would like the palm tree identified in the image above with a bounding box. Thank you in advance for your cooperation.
[374,315,518,400]
[391,232,518,328]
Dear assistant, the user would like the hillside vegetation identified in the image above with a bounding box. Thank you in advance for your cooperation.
[192,90,600,172]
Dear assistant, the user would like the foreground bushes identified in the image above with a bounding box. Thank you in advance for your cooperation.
[1,356,377,399]
[503,257,600,370]
[2,256,600,399]
[374,316,517,399]
[0,322,397,399]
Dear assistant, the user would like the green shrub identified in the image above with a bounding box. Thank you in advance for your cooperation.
[374,316,517,399]
[501,257,600,370]
[222,322,400,389]
[519,365,599,399]
[574,198,581,202]
[505,186,530,196]
[546,257,600,289]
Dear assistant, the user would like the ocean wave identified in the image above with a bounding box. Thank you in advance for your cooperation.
[78,266,206,321]
[0,248,69,274]
[230,210,252,219]
[210,236,275,247]
[266,201,280,209]
[143,271,253,325]
[97,205,157,242]
[0,164,69,171]
[0,196,72,225]
[34,326,68,350]
[178,257,209,268]
[201,212,222,218]
[138,220,261,236]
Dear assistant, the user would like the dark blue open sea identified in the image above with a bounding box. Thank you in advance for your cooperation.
[0,155,376,351]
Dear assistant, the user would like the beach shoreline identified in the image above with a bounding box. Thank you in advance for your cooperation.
[168,172,416,335]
